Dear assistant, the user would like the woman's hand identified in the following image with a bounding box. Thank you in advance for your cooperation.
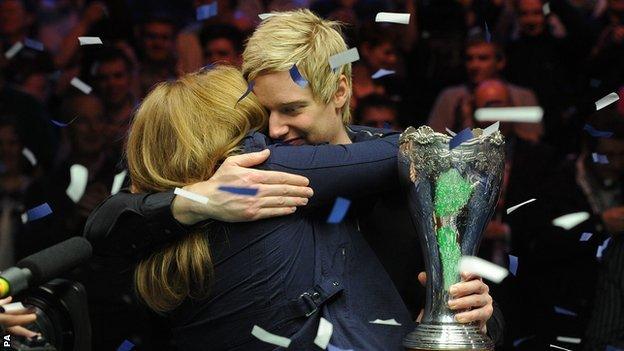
[0,297,38,338]
[172,149,314,225]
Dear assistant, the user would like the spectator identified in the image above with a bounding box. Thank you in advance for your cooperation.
[136,16,178,97]
[0,0,35,53]
[199,24,243,66]
[354,94,400,130]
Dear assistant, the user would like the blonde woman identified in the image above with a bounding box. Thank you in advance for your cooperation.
[98,65,411,350]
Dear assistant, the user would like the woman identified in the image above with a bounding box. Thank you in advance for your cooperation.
[123,65,412,350]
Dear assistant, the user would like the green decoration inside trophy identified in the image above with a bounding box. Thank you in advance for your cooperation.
[434,168,473,290]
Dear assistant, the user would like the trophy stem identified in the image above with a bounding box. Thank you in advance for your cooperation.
[403,323,494,351]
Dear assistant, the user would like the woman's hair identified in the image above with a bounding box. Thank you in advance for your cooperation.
[128,66,267,312]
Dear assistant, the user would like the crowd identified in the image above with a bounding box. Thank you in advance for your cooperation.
[0,0,623,350]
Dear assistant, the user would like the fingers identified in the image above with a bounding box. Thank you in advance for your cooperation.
[257,184,313,198]
[0,313,37,327]
[417,272,427,287]
[249,170,310,187]
[450,278,488,299]
[448,293,492,311]
[249,207,297,220]
[6,325,39,338]
[226,149,270,168]
[0,296,12,306]
[256,196,308,208]
[454,303,494,324]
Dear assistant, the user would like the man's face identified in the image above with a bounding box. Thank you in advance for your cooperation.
[360,106,399,130]
[465,43,502,84]
[594,138,624,180]
[205,38,240,66]
[95,59,131,106]
[142,22,175,63]
[253,70,346,145]
[0,0,28,37]
[363,42,398,71]
[518,0,546,37]
[69,97,106,155]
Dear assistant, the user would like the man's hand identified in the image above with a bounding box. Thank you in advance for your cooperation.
[0,296,38,338]
[602,206,624,234]
[417,272,493,333]
[172,149,314,225]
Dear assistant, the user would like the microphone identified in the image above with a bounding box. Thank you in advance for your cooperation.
[0,237,92,298]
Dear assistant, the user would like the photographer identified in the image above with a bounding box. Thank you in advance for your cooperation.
[0,296,38,339]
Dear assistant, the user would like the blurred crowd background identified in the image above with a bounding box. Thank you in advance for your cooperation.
[1,0,624,350]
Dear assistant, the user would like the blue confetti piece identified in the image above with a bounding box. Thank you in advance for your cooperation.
[328,344,354,351]
[580,232,593,241]
[50,116,77,127]
[24,38,44,51]
[583,124,613,138]
[508,254,518,276]
[371,69,395,79]
[218,186,259,196]
[200,63,215,72]
[449,128,474,149]
[327,197,351,224]
[513,335,536,348]
[592,153,609,164]
[116,340,135,351]
[554,306,577,317]
[484,22,491,43]
[236,81,254,105]
[196,2,218,21]
[24,203,53,222]
[597,237,611,259]
[289,64,308,88]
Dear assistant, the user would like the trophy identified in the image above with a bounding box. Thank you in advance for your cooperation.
[398,126,505,351]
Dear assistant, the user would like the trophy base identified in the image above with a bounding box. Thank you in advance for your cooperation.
[403,323,494,351]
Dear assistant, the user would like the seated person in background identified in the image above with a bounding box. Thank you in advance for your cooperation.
[353,94,401,130]
[200,24,244,67]
[428,33,542,142]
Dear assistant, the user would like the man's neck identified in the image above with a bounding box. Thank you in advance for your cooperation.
[331,127,352,145]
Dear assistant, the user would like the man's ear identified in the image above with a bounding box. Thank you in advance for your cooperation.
[333,74,349,110]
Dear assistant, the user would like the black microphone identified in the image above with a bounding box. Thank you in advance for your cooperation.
[0,237,92,298]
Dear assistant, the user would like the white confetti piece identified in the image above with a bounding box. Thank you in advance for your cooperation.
[111,170,127,195]
[371,68,395,79]
[552,212,590,230]
[506,198,536,214]
[543,2,551,15]
[78,36,103,45]
[556,336,581,344]
[474,106,543,123]
[445,128,456,136]
[70,77,92,94]
[4,41,23,59]
[251,325,291,348]
[2,302,26,312]
[314,317,333,349]
[329,48,360,70]
[66,164,88,203]
[595,92,619,111]
[550,344,572,351]
[258,13,275,20]
[375,12,411,24]
[482,121,500,137]
[174,187,209,205]
[369,318,402,326]
[21,148,37,166]
[21,213,28,224]
[459,256,508,283]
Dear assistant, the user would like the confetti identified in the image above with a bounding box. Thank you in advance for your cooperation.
[174,187,209,205]
[78,36,103,45]
[552,212,590,230]
[375,12,411,25]
[371,69,395,79]
[474,106,543,123]
[554,306,578,317]
[327,197,351,224]
[258,13,275,20]
[1,302,26,313]
[445,128,456,136]
[508,254,518,276]
[506,198,536,214]
[289,64,308,88]
[70,77,92,94]
[4,41,23,59]
[597,237,611,259]
[22,203,53,223]
[196,2,218,21]
[459,256,509,283]
[236,81,254,105]
[583,124,613,138]
[66,164,88,203]
[369,318,402,326]
[543,2,551,15]
[592,153,609,164]
[513,335,536,347]
[24,38,44,51]
[556,336,581,344]
[251,325,291,348]
[484,21,491,43]
[580,232,593,241]
[449,128,474,149]
[116,340,135,351]
[111,170,127,195]
[328,344,354,351]
[218,186,259,196]
[482,121,500,137]
[314,317,333,349]
[595,92,619,111]
[550,345,572,351]
[328,48,360,70]
[50,116,78,127]
[21,148,37,166]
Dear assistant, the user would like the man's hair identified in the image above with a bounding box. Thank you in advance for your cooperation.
[465,32,505,62]
[354,94,396,123]
[200,24,244,53]
[242,9,353,124]
[91,46,134,76]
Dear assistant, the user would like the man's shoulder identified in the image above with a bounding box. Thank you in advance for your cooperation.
[242,130,271,152]
[507,83,538,103]
[347,125,399,142]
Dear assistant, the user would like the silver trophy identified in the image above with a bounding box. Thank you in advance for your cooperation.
[398,126,505,351]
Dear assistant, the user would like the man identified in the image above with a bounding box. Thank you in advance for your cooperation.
[85,10,502,349]
[136,16,178,97]
[354,94,401,130]
[200,24,243,67]
[428,34,542,142]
